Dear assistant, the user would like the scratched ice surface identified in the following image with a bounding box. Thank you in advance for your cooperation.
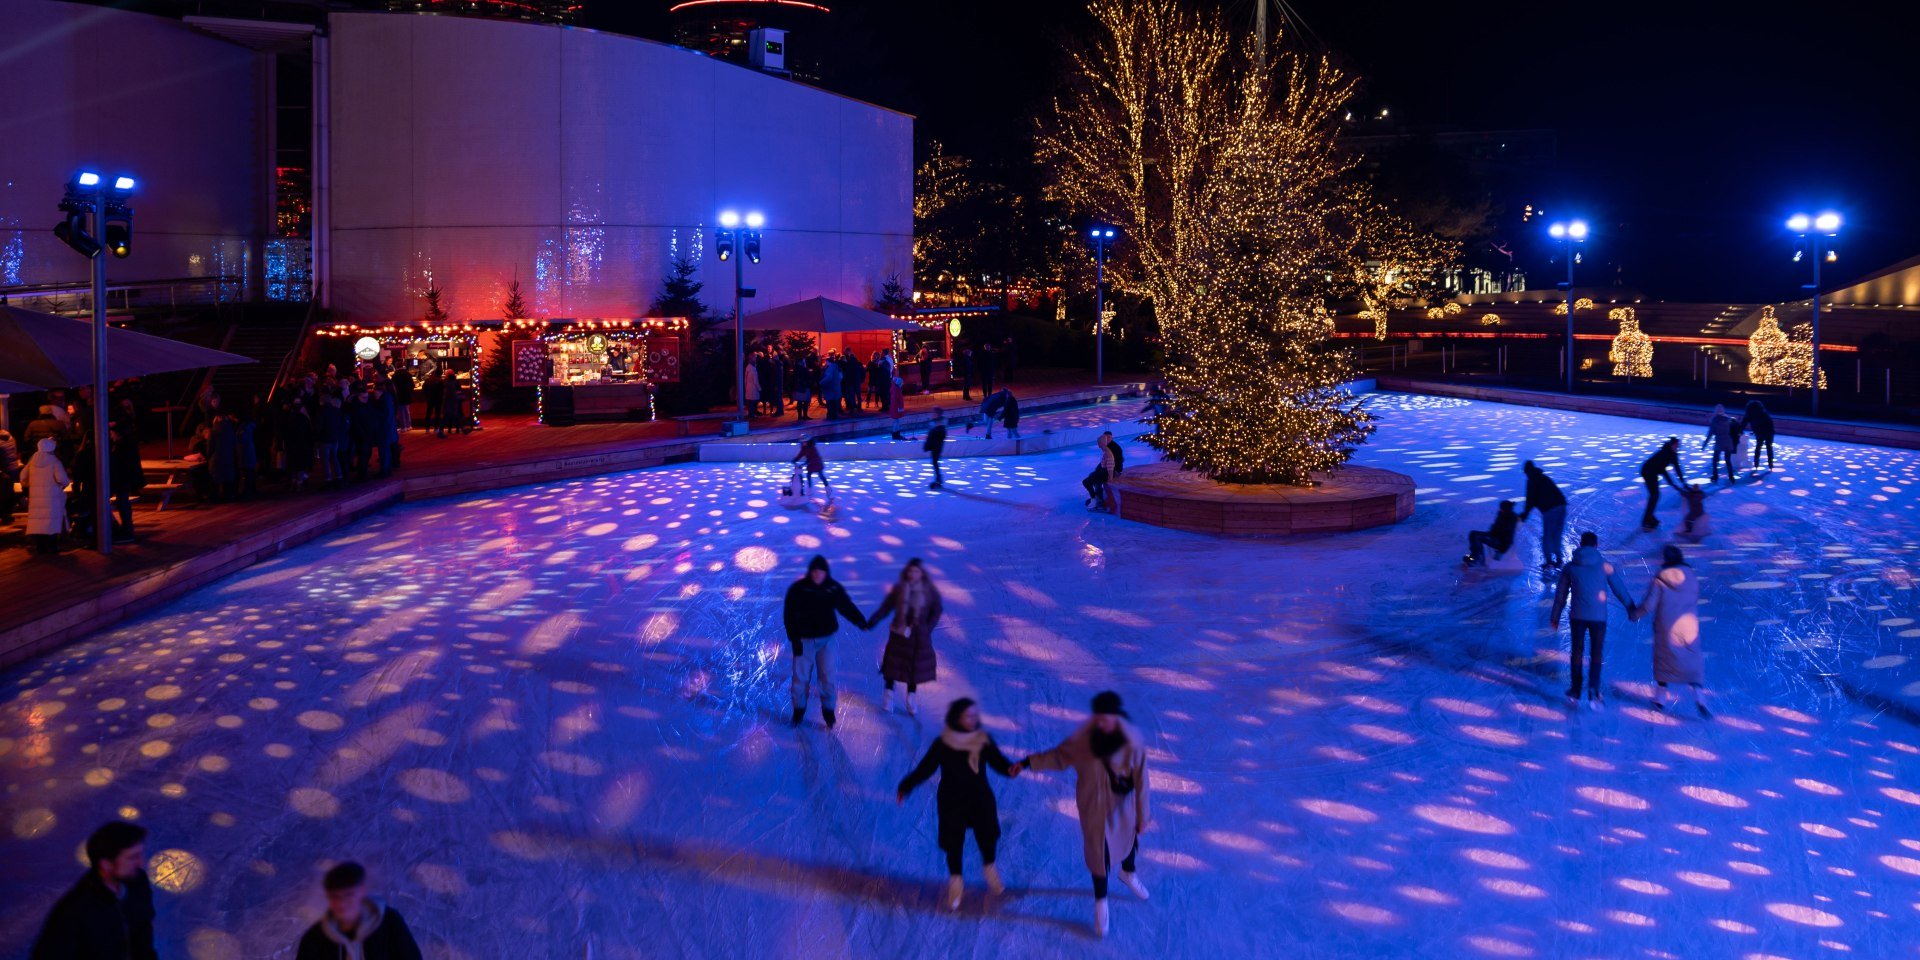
[5,392,1920,958]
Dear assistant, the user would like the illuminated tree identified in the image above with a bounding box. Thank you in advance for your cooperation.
[482,275,537,412]
[1341,194,1458,339]
[1747,305,1787,384]
[1037,0,1435,484]
[1608,306,1652,378]
[1773,321,1829,390]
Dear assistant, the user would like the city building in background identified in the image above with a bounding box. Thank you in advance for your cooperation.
[384,0,581,25]
[669,0,832,80]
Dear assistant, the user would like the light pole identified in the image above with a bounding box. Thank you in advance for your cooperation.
[54,170,136,554]
[1547,219,1587,392]
[1787,211,1840,417]
[716,209,763,432]
[1088,225,1117,385]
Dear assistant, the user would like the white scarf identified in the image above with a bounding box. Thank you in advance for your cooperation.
[940,728,989,773]
[319,898,385,960]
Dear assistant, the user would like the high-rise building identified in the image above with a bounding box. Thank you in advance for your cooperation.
[386,0,582,25]
[669,0,831,78]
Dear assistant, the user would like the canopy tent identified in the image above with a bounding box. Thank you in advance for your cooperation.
[737,297,921,334]
[0,305,254,390]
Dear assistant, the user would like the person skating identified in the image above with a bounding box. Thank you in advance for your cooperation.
[1639,437,1686,529]
[1703,404,1738,484]
[1676,481,1711,539]
[791,436,833,504]
[1517,460,1569,567]
[294,861,423,960]
[898,698,1019,909]
[888,373,907,440]
[782,555,869,729]
[31,820,156,960]
[1551,531,1634,710]
[1743,399,1776,472]
[1630,545,1711,719]
[971,390,1004,439]
[1012,691,1151,938]
[1464,500,1520,566]
[869,558,943,715]
[999,389,1021,440]
[924,409,948,489]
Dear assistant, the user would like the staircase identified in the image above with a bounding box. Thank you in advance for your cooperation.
[208,303,310,408]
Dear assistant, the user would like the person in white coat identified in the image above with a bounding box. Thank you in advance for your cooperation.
[25,437,70,554]
[1631,545,1709,718]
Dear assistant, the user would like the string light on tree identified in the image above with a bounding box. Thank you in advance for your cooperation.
[1747,304,1788,384]
[1774,320,1829,390]
[1479,313,1503,326]
[1607,306,1652,378]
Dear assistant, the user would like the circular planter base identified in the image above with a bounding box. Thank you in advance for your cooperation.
[1108,462,1415,536]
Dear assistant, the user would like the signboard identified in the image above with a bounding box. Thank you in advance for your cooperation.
[644,333,683,384]
[947,318,962,338]
[352,336,381,361]
[511,338,547,387]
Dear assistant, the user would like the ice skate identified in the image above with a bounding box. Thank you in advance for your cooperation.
[983,864,1005,895]
[1697,702,1713,720]
[1093,898,1109,937]
[823,708,837,729]
[790,707,805,727]
[946,876,964,910]
[904,691,917,716]
[1119,871,1150,900]
[1587,692,1605,712]
[882,688,895,714]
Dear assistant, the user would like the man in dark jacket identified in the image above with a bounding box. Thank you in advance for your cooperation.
[924,410,948,489]
[1517,460,1568,567]
[782,555,868,728]
[1465,500,1520,565]
[954,347,974,401]
[390,366,415,431]
[294,861,422,960]
[1551,531,1634,709]
[1639,438,1686,529]
[31,820,156,960]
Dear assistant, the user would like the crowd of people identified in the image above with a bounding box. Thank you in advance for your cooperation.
[743,337,1021,423]
[1459,398,1780,716]
[781,554,1152,936]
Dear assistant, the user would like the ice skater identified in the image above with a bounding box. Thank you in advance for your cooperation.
[294,861,424,960]
[1464,500,1520,566]
[783,555,869,729]
[1012,691,1151,938]
[1703,404,1738,483]
[31,820,155,958]
[1743,399,1776,472]
[1676,481,1711,539]
[1630,545,1711,718]
[888,372,907,440]
[791,436,832,504]
[897,698,1019,910]
[1517,460,1568,567]
[1551,531,1634,710]
[1639,437,1686,529]
[1082,432,1118,511]
[869,558,944,715]
[923,409,948,489]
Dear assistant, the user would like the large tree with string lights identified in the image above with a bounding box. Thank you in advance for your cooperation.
[1037,0,1441,484]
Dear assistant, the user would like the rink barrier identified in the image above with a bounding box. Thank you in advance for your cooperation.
[1107,462,1415,536]
[1376,378,1920,451]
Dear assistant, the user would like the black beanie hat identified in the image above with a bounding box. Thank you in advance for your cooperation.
[807,555,830,575]
[945,697,978,731]
[1091,690,1128,719]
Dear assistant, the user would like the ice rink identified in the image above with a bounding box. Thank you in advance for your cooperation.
[6,392,1920,958]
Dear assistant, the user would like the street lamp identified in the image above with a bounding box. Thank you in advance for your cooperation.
[1088,225,1118,385]
[1547,219,1587,392]
[54,169,136,555]
[716,209,764,431]
[1787,210,1841,416]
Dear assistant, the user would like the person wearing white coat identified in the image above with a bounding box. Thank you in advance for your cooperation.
[25,437,70,554]
[1631,545,1709,718]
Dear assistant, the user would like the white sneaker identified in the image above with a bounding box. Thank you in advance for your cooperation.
[905,692,917,716]
[983,864,1005,895]
[1093,898,1109,937]
[946,876,964,911]
[882,689,894,713]
[1588,693,1605,712]
[1119,871,1150,900]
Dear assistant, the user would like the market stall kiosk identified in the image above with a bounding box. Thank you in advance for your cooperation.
[515,318,687,426]
[320,323,483,430]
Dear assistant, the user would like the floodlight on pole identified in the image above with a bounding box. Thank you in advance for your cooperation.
[1088,224,1119,384]
[744,211,765,229]
[719,209,741,228]
[1813,212,1841,234]
[1548,219,1587,393]
[718,208,764,431]
[112,176,135,192]
[75,171,100,187]
[52,168,135,553]
[1787,209,1842,415]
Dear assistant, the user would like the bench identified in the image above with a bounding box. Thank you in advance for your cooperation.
[674,413,736,437]
[142,482,187,512]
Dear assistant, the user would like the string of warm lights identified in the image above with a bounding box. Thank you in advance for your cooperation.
[1773,319,1829,390]
[1746,305,1788,385]
[1607,306,1652,378]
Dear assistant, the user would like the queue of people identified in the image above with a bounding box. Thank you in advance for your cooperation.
[743,337,1021,422]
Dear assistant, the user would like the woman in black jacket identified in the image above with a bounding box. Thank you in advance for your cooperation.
[1743,399,1776,471]
[897,698,1018,910]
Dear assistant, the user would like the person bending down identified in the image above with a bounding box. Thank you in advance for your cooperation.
[1465,500,1520,566]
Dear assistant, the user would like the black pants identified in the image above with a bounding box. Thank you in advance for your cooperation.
[1467,530,1503,563]
[942,821,999,875]
[929,455,943,485]
[1753,436,1775,469]
[1568,619,1606,695]
[885,680,919,693]
[1641,475,1661,526]
[1091,839,1141,897]
[1709,447,1732,480]
[1083,466,1109,501]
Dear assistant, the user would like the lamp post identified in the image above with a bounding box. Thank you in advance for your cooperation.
[716,209,764,431]
[1787,211,1840,417]
[1088,225,1117,385]
[54,171,136,554]
[1547,219,1587,393]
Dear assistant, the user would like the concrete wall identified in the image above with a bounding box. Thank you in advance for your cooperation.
[325,12,913,323]
[0,0,262,291]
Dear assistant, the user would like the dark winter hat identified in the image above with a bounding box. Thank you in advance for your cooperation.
[323,861,367,891]
[1662,545,1687,567]
[945,697,978,731]
[85,820,146,868]
[807,555,831,575]
[1579,531,1599,547]
[1091,690,1129,719]
[1524,460,1539,473]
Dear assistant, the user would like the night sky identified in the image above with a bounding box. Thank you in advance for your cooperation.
[598,0,1920,303]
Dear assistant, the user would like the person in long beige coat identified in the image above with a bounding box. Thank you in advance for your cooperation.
[1013,690,1151,938]
[1631,545,1709,718]
[24,437,69,554]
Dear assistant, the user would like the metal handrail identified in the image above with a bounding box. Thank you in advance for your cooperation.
[268,287,324,401]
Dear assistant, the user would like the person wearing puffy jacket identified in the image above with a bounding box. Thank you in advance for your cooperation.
[782,555,868,729]
[1551,531,1634,709]
[24,437,69,554]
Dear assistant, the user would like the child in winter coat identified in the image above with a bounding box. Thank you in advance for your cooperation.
[791,436,831,503]
[897,698,1018,910]
[869,558,943,715]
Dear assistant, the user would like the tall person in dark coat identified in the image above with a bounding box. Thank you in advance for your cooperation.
[1743,399,1776,471]
[978,341,996,396]
[391,365,415,431]
[783,555,868,729]
[923,409,948,489]
[869,558,944,715]
[1517,460,1569,567]
[1639,437,1686,529]
[294,861,423,960]
[955,346,974,401]
[31,820,156,960]
[898,698,1019,910]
